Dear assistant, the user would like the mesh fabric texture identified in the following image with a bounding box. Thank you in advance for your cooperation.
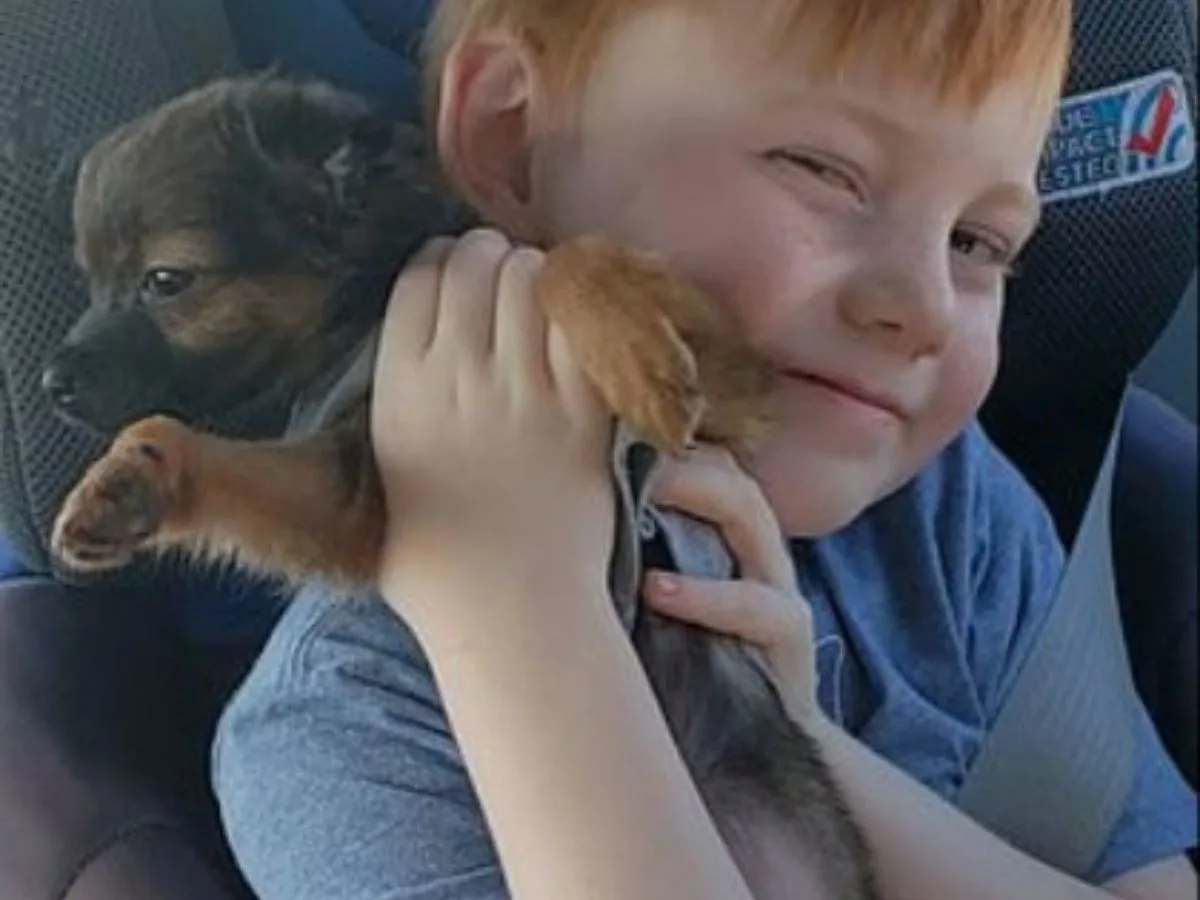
[980,0,1197,538]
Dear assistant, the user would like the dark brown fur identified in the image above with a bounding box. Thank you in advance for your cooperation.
[45,75,879,899]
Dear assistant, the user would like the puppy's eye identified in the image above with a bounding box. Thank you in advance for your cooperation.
[139,268,195,302]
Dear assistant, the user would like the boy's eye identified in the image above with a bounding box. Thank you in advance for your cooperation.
[763,149,865,201]
[950,227,1020,275]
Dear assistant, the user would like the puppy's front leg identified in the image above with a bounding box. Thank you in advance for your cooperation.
[51,414,384,588]
[537,237,776,456]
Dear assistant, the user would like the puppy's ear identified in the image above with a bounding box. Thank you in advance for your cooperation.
[319,116,431,216]
[229,79,427,227]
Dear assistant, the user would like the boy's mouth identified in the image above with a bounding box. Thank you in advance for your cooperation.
[779,368,907,421]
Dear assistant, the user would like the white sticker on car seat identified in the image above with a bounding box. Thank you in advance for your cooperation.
[1038,69,1195,203]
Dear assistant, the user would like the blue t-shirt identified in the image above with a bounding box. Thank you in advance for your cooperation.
[211,421,1197,899]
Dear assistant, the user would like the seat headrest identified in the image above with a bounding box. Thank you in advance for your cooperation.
[986,0,1196,425]
[980,0,1196,536]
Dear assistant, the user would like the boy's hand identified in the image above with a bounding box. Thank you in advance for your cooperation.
[642,447,820,727]
[370,229,616,627]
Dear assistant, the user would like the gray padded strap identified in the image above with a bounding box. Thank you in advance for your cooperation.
[957,389,1139,876]
[609,424,662,632]
[607,424,735,632]
[285,329,380,440]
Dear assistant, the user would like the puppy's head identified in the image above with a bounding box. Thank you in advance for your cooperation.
[43,75,471,436]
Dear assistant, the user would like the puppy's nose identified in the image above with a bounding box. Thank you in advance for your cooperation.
[41,356,80,410]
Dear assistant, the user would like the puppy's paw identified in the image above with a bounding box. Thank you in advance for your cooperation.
[539,237,707,453]
[572,297,704,452]
[607,317,705,452]
[51,416,190,572]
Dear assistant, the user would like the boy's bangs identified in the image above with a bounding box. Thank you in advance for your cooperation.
[426,0,1072,121]
[762,0,1072,116]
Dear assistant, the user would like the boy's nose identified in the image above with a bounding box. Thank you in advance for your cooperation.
[836,255,954,359]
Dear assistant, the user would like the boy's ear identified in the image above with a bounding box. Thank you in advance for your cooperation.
[436,33,542,238]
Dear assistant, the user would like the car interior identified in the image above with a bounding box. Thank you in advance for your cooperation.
[0,0,1195,897]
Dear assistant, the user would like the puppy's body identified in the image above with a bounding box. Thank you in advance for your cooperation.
[46,76,878,899]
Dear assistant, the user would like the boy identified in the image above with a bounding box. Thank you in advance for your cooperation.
[212,1,1198,898]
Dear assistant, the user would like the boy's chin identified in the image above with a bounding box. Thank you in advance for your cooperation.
[749,450,908,539]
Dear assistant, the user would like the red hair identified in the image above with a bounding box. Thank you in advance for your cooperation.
[423,0,1071,125]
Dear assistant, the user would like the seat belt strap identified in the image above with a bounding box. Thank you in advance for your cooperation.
[957,386,1140,876]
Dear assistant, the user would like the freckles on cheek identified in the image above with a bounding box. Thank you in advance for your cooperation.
[714,221,825,339]
[591,149,805,335]
[655,228,777,339]
[665,189,808,328]
[712,260,779,334]
[633,199,778,328]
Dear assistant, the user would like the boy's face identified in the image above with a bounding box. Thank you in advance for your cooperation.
[449,8,1055,535]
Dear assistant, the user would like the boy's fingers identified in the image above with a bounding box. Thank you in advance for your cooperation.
[433,228,511,357]
[547,320,604,422]
[651,453,793,589]
[379,237,454,363]
[493,246,550,391]
[643,571,795,648]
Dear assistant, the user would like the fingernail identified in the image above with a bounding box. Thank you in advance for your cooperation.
[650,572,679,595]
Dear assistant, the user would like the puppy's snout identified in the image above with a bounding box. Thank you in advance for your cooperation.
[41,350,84,411]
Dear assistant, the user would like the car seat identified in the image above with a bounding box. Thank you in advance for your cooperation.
[0,0,1194,894]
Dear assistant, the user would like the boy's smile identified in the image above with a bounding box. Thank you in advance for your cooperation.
[443,5,1058,536]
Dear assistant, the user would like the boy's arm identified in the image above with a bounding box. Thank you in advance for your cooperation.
[214,583,757,900]
[407,563,757,900]
[808,712,1196,900]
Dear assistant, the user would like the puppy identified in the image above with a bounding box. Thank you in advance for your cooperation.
[44,75,878,900]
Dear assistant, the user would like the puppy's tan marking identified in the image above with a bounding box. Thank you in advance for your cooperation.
[149,273,329,350]
[138,231,332,350]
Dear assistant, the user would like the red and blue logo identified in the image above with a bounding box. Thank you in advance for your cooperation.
[1038,70,1194,203]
